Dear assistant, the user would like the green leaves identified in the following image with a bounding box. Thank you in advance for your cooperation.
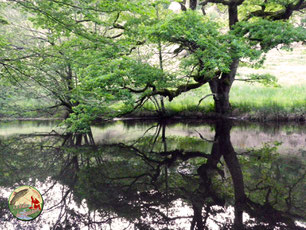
[145,11,236,74]
[148,10,220,45]
[233,19,306,52]
[243,73,280,87]
[0,17,8,25]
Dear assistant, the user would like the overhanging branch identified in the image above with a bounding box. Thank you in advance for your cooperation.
[200,0,231,6]
[151,80,209,101]
[245,0,306,21]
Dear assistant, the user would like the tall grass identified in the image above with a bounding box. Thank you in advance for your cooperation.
[142,84,305,116]
[231,84,305,106]
[141,45,306,119]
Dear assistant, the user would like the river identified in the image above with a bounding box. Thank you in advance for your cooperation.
[0,119,305,229]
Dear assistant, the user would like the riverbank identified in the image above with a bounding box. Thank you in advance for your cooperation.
[124,109,305,122]
[1,85,305,122]
[0,117,63,121]
[135,85,305,122]
[1,110,304,122]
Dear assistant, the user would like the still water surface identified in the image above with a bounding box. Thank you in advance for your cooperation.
[0,120,305,229]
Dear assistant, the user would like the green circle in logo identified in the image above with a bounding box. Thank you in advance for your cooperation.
[8,185,44,221]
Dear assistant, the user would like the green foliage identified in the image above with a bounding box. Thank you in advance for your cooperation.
[0,17,8,25]
[147,11,233,73]
[244,73,280,87]
[233,19,306,52]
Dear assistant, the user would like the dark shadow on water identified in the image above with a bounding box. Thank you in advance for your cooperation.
[0,120,305,229]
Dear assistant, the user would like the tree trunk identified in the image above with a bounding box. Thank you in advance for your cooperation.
[209,59,239,115]
[209,80,231,115]
[190,0,197,10]
[208,4,239,115]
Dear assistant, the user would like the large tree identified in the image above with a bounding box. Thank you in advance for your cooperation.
[129,0,306,114]
[5,0,306,125]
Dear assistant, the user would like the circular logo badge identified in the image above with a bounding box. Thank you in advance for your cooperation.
[8,186,43,221]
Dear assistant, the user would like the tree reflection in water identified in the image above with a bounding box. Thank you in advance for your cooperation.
[0,120,305,229]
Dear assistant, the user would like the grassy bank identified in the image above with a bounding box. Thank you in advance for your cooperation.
[139,84,305,121]
[139,45,306,121]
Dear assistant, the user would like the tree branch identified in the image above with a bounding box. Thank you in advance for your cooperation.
[200,0,231,6]
[197,93,215,107]
[245,0,306,21]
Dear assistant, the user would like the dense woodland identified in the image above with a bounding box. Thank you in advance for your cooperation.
[0,0,305,132]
